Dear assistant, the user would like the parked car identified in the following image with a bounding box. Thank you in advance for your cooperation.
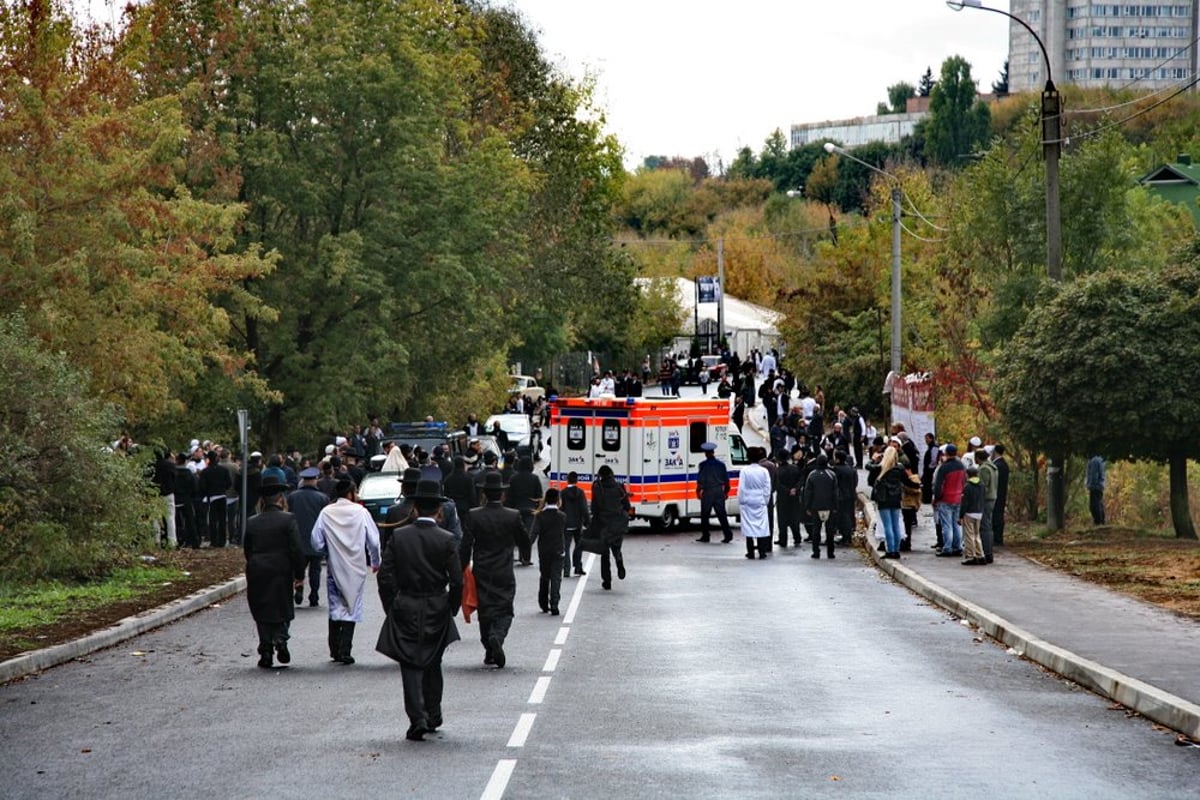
[701,354,728,381]
[358,471,401,524]
[509,374,545,403]
[485,413,541,457]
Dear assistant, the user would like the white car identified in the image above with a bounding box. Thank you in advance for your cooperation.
[509,375,545,403]
[485,413,541,456]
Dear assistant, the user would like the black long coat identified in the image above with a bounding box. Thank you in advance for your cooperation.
[590,477,630,545]
[243,507,305,624]
[459,502,521,609]
[376,520,462,668]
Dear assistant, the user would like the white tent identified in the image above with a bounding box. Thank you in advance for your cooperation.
[638,277,783,358]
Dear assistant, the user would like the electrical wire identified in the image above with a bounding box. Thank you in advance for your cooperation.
[1066,70,1197,116]
[1050,73,1200,144]
[898,220,945,243]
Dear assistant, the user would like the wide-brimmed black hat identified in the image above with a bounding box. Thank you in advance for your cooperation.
[399,466,422,485]
[480,471,508,490]
[259,474,289,496]
[411,479,447,503]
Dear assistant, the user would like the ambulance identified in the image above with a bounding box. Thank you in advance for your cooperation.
[546,395,751,530]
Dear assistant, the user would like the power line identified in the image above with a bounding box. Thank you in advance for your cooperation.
[1051,73,1200,145]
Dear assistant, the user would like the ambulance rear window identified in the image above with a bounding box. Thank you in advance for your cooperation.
[601,420,621,452]
[689,422,706,453]
[566,419,586,450]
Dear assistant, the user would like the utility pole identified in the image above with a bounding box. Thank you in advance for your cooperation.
[717,237,725,352]
[890,187,902,378]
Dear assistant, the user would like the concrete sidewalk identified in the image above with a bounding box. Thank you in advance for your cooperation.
[863,506,1200,739]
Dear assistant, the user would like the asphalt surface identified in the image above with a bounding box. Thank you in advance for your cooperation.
[2,532,1198,799]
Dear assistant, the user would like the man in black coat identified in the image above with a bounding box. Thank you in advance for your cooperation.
[505,457,543,566]
[832,450,859,546]
[560,472,590,577]
[803,453,840,559]
[992,443,1009,545]
[774,450,802,548]
[243,475,306,668]
[173,452,199,549]
[375,481,463,741]
[287,467,330,607]
[533,488,566,614]
[443,456,477,531]
[458,472,522,668]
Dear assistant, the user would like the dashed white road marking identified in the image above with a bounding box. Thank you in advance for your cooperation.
[543,648,561,672]
[529,676,552,704]
[507,713,537,747]
[554,627,570,646]
[563,553,595,624]
[480,759,517,800]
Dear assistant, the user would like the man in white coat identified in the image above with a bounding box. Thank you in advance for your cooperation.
[737,446,774,559]
[312,478,381,665]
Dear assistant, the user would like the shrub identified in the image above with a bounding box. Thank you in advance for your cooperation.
[0,314,157,583]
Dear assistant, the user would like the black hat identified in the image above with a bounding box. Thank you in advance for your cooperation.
[399,467,422,485]
[259,474,289,496]
[481,471,508,490]
[411,479,447,503]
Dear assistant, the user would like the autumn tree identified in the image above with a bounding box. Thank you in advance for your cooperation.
[994,262,1200,539]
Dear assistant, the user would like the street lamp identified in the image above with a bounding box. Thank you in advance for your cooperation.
[824,142,902,380]
[949,0,1066,530]
[947,0,1062,281]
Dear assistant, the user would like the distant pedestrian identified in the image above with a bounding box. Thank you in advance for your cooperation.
[803,452,840,559]
[243,475,306,669]
[694,442,733,543]
[738,447,774,559]
[977,449,998,564]
[459,472,522,668]
[287,467,330,607]
[590,465,630,591]
[992,444,1009,545]
[375,480,463,741]
[959,466,986,565]
[533,489,566,614]
[933,445,965,557]
[311,479,382,665]
[1087,455,1106,525]
[560,472,589,577]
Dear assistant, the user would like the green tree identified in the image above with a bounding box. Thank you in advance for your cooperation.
[887,81,916,114]
[923,55,991,166]
[0,314,159,582]
[992,60,1009,96]
[994,261,1200,539]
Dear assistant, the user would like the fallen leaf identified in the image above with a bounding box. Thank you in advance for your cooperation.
[131,651,146,657]
[80,748,91,754]
[830,776,841,781]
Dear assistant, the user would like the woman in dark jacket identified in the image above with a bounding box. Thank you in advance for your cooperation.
[243,475,306,668]
[589,465,630,591]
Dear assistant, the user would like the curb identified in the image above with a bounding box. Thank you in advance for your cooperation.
[865,542,1200,739]
[0,575,247,685]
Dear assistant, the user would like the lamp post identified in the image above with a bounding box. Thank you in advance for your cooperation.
[824,142,902,380]
[949,0,1065,529]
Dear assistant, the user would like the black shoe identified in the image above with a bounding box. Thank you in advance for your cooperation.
[759,552,769,559]
[876,541,886,552]
[427,716,442,731]
[602,580,612,590]
[294,588,303,605]
[828,552,835,559]
[935,551,956,557]
[951,549,964,556]
[984,556,994,564]
[492,642,506,669]
[564,572,571,579]
[575,569,586,576]
[745,553,755,559]
[721,537,732,544]
[695,536,711,543]
[309,598,318,608]
[338,655,355,665]
[484,648,495,666]
[406,722,429,742]
[275,642,291,664]
[811,552,820,559]
[884,552,900,560]
[539,605,549,613]
[962,558,982,565]
[617,561,626,580]
[257,655,273,669]
[550,607,559,615]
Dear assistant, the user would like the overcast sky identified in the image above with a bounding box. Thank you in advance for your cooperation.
[503,0,1011,168]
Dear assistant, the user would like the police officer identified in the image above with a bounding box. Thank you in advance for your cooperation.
[695,442,734,543]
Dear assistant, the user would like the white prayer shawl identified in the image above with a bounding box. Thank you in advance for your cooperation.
[312,499,381,622]
[737,462,773,540]
[382,447,409,473]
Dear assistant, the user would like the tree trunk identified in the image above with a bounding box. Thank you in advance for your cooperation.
[1169,453,1197,540]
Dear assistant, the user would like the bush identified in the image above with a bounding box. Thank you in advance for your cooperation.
[0,314,157,583]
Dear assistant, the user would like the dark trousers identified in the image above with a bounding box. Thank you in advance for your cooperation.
[699,492,733,541]
[255,621,289,655]
[192,498,208,543]
[305,556,323,603]
[980,499,996,560]
[516,510,535,563]
[745,536,771,558]
[1089,488,1106,524]
[836,499,855,542]
[207,497,228,547]
[478,605,513,649]
[327,620,355,660]
[226,498,241,545]
[538,559,563,612]
[599,542,623,585]
[810,512,836,556]
[564,527,582,575]
[777,499,801,546]
[401,657,444,727]
[175,502,199,548]
[901,507,918,550]
[993,499,1006,545]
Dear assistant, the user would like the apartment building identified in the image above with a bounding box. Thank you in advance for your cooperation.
[1009,2,1198,91]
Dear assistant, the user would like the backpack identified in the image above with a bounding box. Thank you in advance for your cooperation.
[872,473,902,507]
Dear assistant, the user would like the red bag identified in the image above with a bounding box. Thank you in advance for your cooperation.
[462,564,478,623]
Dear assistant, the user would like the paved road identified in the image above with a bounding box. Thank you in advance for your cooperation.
[3,530,1196,799]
